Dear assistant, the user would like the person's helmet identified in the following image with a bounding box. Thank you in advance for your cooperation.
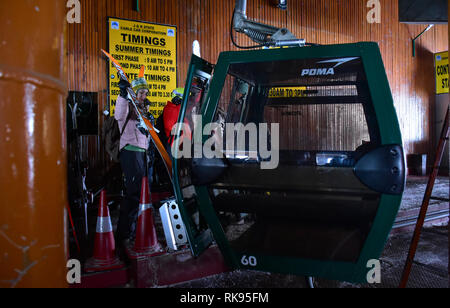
[172,88,184,99]
[171,88,184,105]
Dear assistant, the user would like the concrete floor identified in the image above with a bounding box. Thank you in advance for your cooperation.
[169,226,448,288]
[400,176,449,211]
[170,176,449,288]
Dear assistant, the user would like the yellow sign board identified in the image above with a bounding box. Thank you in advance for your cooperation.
[108,18,177,117]
[268,87,307,98]
[435,51,448,94]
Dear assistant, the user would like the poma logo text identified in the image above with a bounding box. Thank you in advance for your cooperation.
[66,0,81,24]
[301,68,335,77]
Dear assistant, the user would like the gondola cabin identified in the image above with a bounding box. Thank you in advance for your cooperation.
[172,42,405,283]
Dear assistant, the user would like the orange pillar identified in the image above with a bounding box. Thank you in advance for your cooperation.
[0,1,68,287]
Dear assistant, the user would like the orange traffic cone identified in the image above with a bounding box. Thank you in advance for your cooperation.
[84,190,124,272]
[126,176,164,259]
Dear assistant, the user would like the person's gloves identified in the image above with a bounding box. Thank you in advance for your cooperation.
[118,79,131,98]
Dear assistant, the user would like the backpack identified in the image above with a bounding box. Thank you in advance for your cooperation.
[103,113,131,163]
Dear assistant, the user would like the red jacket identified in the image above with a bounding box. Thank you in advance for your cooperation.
[163,101,181,140]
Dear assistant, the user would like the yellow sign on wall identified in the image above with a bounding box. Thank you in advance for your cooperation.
[435,51,448,94]
[108,18,177,117]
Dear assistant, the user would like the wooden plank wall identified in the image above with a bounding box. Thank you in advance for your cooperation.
[66,0,448,177]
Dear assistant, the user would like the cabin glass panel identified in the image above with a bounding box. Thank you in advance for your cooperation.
[208,57,382,263]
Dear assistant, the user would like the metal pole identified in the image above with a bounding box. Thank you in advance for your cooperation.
[235,0,248,16]
[0,1,68,287]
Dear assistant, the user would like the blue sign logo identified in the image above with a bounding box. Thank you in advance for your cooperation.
[111,21,119,30]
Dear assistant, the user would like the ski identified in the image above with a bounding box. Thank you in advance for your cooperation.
[101,49,173,183]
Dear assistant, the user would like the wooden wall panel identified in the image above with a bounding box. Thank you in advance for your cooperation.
[66,0,448,176]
